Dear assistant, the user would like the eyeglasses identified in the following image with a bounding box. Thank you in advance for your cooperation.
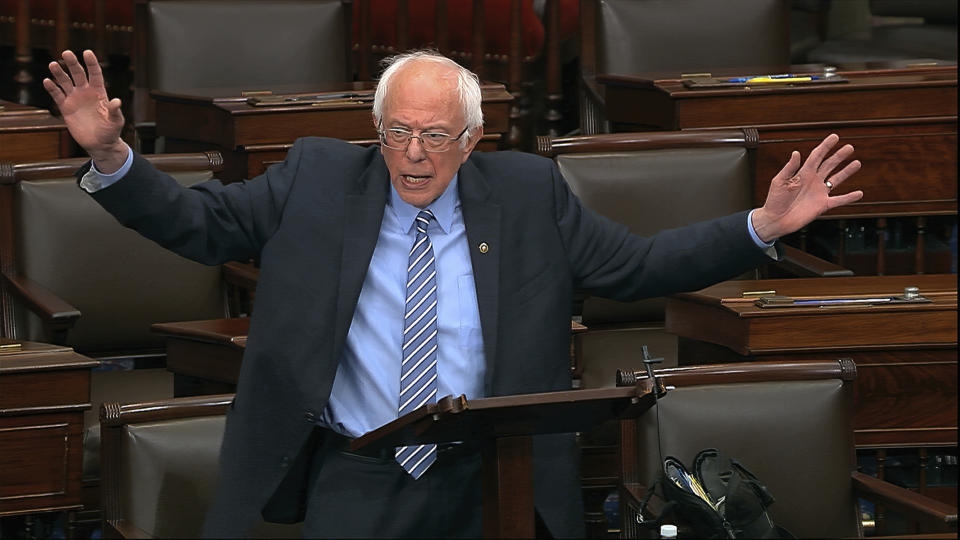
[378,123,470,153]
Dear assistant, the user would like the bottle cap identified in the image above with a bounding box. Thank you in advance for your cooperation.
[660,524,678,538]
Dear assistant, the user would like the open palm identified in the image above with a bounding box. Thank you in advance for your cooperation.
[43,50,125,157]
[752,134,864,243]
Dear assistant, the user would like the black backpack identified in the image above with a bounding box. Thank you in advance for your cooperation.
[632,448,795,539]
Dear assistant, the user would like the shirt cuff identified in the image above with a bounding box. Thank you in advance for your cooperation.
[747,209,779,259]
[78,144,134,193]
[747,209,776,248]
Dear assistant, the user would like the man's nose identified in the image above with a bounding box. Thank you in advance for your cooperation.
[404,136,427,161]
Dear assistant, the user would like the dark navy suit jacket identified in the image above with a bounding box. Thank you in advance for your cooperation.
[91,137,770,537]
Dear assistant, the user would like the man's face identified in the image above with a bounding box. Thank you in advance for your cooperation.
[378,62,481,208]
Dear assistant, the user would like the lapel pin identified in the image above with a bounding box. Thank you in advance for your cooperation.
[478,242,489,254]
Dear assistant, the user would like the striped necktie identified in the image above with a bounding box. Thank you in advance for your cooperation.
[396,209,439,478]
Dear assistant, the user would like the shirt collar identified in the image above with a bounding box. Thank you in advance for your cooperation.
[389,173,460,235]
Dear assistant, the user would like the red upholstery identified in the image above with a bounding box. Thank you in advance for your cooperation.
[352,0,577,59]
[67,0,133,24]
[0,0,133,25]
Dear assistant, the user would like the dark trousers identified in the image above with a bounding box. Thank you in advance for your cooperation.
[302,429,483,538]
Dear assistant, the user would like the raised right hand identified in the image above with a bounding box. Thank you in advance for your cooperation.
[43,49,128,173]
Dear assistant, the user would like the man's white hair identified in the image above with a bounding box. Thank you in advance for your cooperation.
[372,50,484,139]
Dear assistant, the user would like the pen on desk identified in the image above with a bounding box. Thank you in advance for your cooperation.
[283,93,363,102]
[794,297,893,305]
[727,75,820,83]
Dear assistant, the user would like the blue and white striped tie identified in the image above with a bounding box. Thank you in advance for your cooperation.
[396,209,439,478]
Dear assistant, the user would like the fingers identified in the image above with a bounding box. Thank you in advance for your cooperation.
[802,133,840,171]
[773,150,801,182]
[61,50,90,89]
[107,98,124,123]
[826,190,864,210]
[42,77,66,104]
[817,143,855,178]
[826,160,862,190]
[83,50,106,88]
[48,59,74,94]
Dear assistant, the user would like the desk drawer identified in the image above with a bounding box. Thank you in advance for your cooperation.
[0,370,91,412]
[0,412,84,514]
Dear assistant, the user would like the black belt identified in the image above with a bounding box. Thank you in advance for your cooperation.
[321,428,478,461]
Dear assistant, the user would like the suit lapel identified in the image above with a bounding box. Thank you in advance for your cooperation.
[333,156,389,362]
[458,161,501,395]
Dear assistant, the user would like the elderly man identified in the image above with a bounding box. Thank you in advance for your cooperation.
[44,49,861,538]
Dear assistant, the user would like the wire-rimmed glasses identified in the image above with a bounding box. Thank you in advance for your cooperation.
[378,122,470,152]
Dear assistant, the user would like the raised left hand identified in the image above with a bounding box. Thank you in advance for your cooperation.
[751,133,863,243]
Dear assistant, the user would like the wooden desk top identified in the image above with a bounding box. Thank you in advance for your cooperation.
[0,340,97,374]
[0,100,70,162]
[152,318,249,349]
[598,59,957,84]
[152,82,513,149]
[600,65,957,98]
[152,317,587,349]
[674,274,957,308]
[666,274,957,355]
[599,65,957,129]
[0,100,68,131]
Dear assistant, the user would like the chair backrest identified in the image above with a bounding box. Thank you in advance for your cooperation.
[0,153,228,356]
[586,0,791,76]
[132,0,352,135]
[620,358,861,538]
[137,0,351,92]
[538,129,757,324]
[99,394,301,538]
[578,0,791,134]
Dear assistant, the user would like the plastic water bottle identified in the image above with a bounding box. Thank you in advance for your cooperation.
[660,524,678,539]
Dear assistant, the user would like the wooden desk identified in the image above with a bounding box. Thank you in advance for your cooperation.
[151,318,247,397]
[153,82,514,183]
[598,65,958,220]
[665,274,957,449]
[0,340,97,517]
[155,318,589,397]
[0,100,70,162]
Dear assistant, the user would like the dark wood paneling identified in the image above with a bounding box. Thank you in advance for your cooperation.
[0,370,90,410]
[0,413,83,515]
[754,120,958,218]
[0,343,94,517]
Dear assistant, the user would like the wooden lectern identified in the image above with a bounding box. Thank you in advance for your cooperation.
[351,380,664,538]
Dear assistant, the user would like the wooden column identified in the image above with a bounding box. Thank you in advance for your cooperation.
[543,0,562,136]
[915,216,927,274]
[396,0,409,52]
[506,0,525,149]
[356,0,371,81]
[14,0,32,104]
[55,0,69,55]
[470,0,485,78]
[482,435,534,538]
[434,0,449,54]
[836,220,847,268]
[876,217,887,276]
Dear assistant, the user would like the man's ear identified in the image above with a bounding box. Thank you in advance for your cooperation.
[460,126,484,163]
[373,113,384,154]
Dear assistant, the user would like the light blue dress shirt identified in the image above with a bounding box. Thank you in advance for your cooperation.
[320,173,486,437]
